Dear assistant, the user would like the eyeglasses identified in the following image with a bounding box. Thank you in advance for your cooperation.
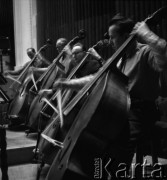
[72,51,83,56]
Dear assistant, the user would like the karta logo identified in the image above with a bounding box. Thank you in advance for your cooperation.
[94,158,167,179]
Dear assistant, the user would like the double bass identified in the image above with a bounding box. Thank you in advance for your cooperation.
[6,44,51,125]
[38,38,108,132]
[45,7,167,180]
[26,30,86,131]
[36,38,110,165]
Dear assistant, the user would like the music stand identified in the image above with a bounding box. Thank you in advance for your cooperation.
[0,36,11,73]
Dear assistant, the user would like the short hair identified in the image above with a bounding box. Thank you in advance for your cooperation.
[27,47,36,53]
[109,14,135,35]
[72,42,86,52]
[56,38,68,47]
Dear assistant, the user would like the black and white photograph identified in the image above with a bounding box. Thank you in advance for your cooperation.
[0,0,167,179]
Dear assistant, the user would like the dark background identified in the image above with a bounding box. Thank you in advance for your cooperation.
[1,0,167,95]
[35,0,167,59]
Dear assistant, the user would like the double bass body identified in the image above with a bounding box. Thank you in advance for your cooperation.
[45,69,130,180]
[27,65,61,130]
[6,71,36,124]
[6,47,50,125]
[27,31,86,131]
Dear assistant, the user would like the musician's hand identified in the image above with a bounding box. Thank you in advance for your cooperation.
[63,45,72,57]
[3,70,13,77]
[38,89,53,97]
[52,80,63,90]
[132,21,151,38]
[53,78,68,90]
[3,71,17,79]
[88,48,101,60]
[28,66,36,74]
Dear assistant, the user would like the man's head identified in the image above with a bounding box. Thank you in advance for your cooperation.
[56,38,68,53]
[71,43,86,62]
[27,48,36,59]
[108,14,135,51]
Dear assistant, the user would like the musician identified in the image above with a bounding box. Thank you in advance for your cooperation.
[56,38,68,53]
[39,42,102,95]
[55,38,73,75]
[52,15,167,178]
[35,38,72,98]
[3,47,50,78]
[68,42,102,76]
[24,38,73,133]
